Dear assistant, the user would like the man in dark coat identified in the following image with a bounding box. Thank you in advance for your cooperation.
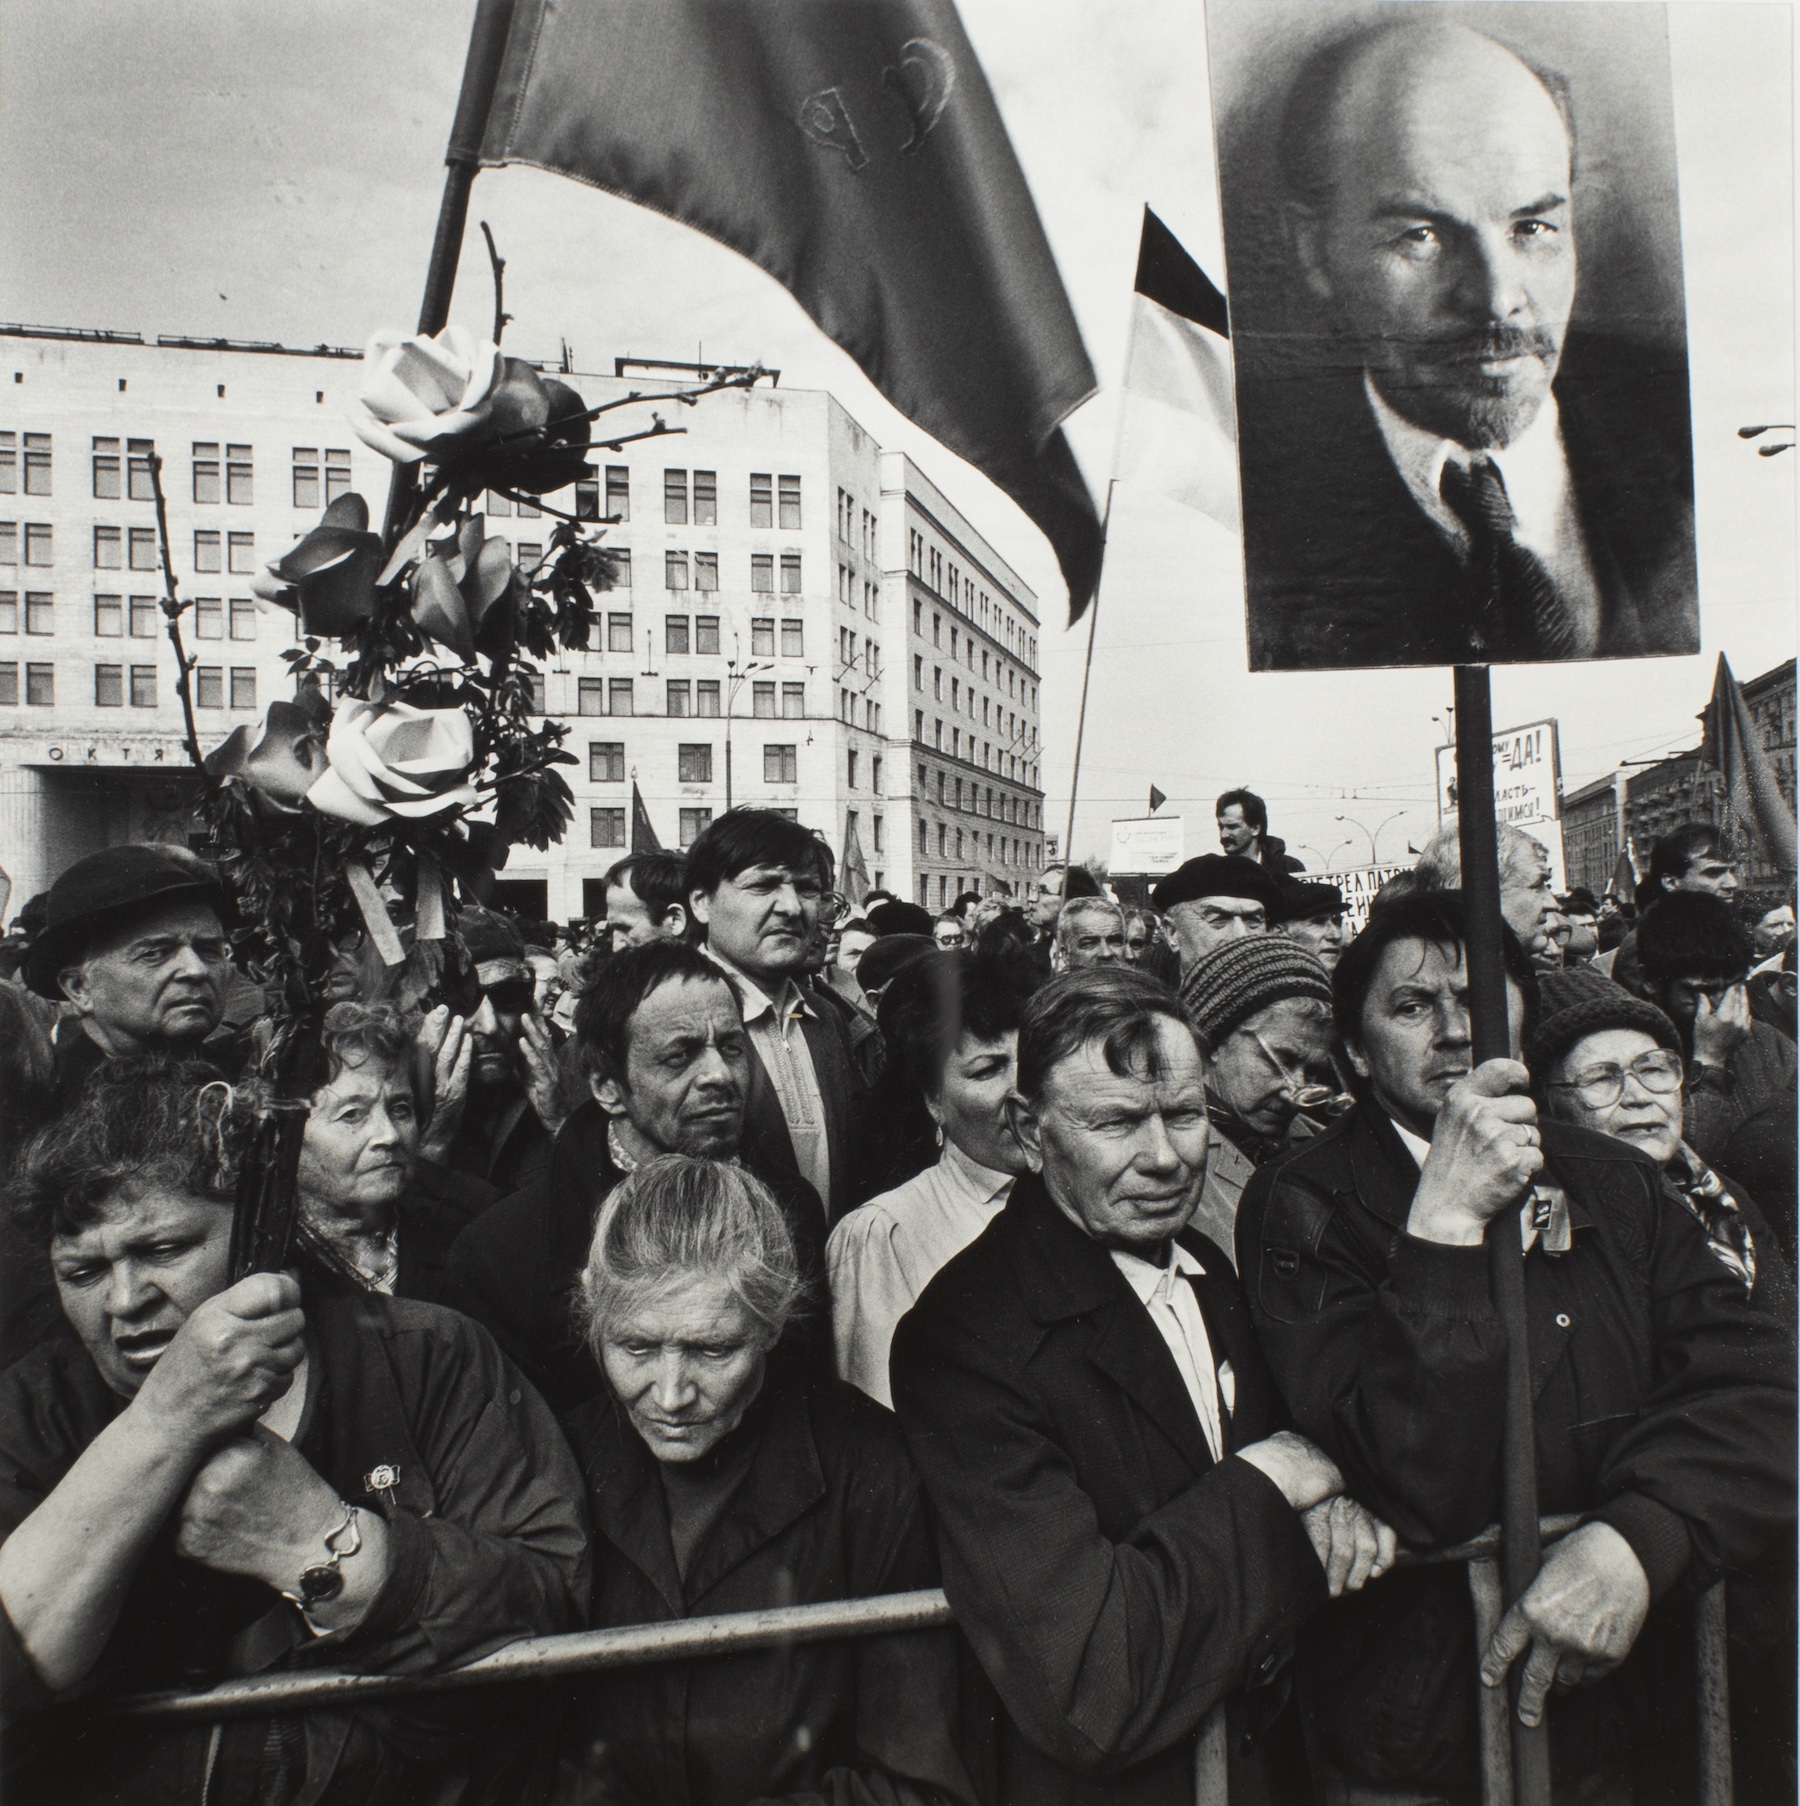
[442,939,824,1414]
[687,808,874,1221]
[1237,892,1794,1801]
[23,843,243,1114]
[892,967,1396,1806]
[1237,21,1696,671]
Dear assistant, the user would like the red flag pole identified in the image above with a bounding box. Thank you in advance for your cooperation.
[382,0,519,541]
[1454,664,1551,1806]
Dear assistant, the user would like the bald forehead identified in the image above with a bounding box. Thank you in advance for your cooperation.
[1305,24,1570,200]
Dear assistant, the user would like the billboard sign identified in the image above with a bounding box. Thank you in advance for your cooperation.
[1435,719,1567,889]
[1109,814,1186,876]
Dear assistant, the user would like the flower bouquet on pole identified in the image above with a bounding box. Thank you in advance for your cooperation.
[145,306,765,1267]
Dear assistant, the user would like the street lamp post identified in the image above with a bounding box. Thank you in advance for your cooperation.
[1336,810,1410,866]
[1325,837,1357,872]
[723,651,773,814]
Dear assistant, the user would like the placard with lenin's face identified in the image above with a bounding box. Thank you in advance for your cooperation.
[1207,2,1699,672]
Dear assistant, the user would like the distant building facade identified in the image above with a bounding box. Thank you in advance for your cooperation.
[1560,770,1626,897]
[0,326,1046,919]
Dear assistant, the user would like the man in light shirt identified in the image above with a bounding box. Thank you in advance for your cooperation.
[891,967,1394,1806]
[686,808,872,1223]
[1238,19,1696,669]
[828,951,1033,1406]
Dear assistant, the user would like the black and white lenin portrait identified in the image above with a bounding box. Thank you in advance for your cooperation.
[1208,2,1700,672]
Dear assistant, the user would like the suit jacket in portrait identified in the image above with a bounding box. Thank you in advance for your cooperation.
[1238,330,1698,670]
[889,1173,1325,1806]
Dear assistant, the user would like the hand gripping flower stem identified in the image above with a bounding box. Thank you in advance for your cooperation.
[146,449,215,786]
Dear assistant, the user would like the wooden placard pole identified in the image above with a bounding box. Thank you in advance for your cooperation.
[1453,664,1551,1806]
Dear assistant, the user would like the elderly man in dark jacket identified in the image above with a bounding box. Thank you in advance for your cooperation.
[1237,892,1795,1802]
[893,967,1396,1806]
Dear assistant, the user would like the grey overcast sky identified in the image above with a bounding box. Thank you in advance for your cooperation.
[1,0,1794,869]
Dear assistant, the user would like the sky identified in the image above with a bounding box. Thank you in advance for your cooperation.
[1,0,1794,874]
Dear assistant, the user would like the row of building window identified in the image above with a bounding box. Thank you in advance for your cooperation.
[834,487,878,561]
[917,820,1038,868]
[906,524,1038,669]
[0,592,259,642]
[0,435,814,531]
[0,662,254,709]
[912,708,1039,786]
[914,761,1040,828]
[568,677,813,719]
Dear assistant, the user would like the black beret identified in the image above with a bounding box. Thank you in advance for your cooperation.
[1151,854,1286,917]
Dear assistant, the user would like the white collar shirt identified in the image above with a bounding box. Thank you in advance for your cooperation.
[1109,1241,1231,1464]
[825,1138,1014,1406]
[1365,373,1602,652]
[704,945,831,1209]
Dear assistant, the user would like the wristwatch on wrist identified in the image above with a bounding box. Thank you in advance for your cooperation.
[282,1505,362,1613]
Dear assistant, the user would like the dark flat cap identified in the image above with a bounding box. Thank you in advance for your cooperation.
[867,899,935,939]
[854,933,936,995]
[1151,854,1286,917]
[1277,879,1345,924]
[26,843,226,997]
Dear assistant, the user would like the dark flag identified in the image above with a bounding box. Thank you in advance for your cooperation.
[1148,783,1167,813]
[479,0,1103,616]
[1114,207,1238,532]
[1608,847,1636,903]
[1702,654,1796,872]
[842,812,871,905]
[630,780,662,854]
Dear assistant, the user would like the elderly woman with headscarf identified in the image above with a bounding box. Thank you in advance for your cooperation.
[556,1153,976,1806]
[1530,966,1797,1806]
[0,1059,587,1806]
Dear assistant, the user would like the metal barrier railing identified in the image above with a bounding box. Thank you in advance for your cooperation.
[91,1514,1732,1806]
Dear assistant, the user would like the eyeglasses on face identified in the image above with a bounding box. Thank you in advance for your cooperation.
[1551,1049,1682,1110]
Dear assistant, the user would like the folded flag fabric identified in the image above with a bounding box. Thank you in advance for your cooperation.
[1116,206,1240,533]
[479,0,1103,618]
[1702,654,1797,872]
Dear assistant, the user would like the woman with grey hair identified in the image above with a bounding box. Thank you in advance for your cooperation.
[556,1154,977,1806]
[295,1001,464,1301]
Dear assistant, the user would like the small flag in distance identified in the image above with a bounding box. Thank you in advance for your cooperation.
[1148,784,1167,813]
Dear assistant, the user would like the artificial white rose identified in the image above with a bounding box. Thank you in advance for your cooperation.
[305,696,479,827]
[348,325,504,465]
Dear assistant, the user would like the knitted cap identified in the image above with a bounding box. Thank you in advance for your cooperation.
[1527,966,1683,1075]
[1179,935,1333,1048]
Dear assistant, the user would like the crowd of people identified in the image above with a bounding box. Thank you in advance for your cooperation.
[0,787,1791,1806]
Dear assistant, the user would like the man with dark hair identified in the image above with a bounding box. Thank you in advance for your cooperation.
[1150,854,1287,975]
[1637,890,1798,1165]
[1276,879,1348,971]
[24,844,240,1113]
[1237,891,1793,1800]
[1240,20,1696,669]
[893,966,1397,1806]
[1638,821,1740,908]
[442,938,824,1411]
[601,851,690,950]
[1216,788,1304,875]
[685,808,871,1221]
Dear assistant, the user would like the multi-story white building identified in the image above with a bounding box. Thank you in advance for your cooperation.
[0,325,1046,919]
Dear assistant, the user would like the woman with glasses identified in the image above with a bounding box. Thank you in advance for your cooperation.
[1530,968,1791,1319]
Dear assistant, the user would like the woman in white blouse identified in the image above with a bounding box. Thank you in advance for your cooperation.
[826,951,1036,1405]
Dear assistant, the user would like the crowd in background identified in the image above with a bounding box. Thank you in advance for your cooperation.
[0,787,1790,1806]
